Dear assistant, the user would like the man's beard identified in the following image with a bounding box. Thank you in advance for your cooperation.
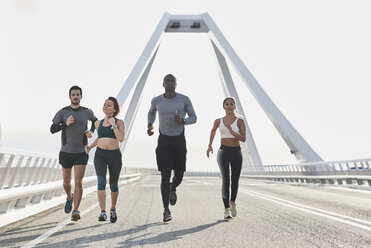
[71,99,80,106]
[166,87,175,93]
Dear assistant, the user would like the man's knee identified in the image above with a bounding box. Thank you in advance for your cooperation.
[75,176,84,185]
[174,171,184,182]
[63,180,71,187]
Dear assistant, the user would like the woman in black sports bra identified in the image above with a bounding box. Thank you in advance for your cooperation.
[85,96,125,223]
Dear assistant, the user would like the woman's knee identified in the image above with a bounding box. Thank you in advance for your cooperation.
[97,176,106,190]
[109,183,119,192]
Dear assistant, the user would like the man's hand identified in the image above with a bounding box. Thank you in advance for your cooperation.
[147,125,154,136]
[174,110,183,124]
[66,115,75,126]
[85,130,92,138]
[85,145,91,154]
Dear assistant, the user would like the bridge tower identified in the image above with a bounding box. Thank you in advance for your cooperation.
[116,13,323,170]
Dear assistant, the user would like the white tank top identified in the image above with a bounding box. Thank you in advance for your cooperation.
[219,117,240,139]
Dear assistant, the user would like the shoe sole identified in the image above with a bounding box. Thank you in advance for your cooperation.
[224,216,232,219]
[110,218,117,223]
[99,218,107,221]
[71,213,80,221]
[163,217,172,222]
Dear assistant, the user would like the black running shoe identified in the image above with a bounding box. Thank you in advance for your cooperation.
[169,190,177,206]
[98,211,107,221]
[163,209,172,222]
[64,194,73,213]
[110,209,117,223]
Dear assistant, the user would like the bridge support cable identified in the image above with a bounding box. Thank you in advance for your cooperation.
[202,13,322,163]
[115,12,323,170]
[121,46,160,153]
[211,39,261,170]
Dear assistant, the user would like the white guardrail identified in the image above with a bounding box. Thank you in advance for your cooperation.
[0,147,150,215]
[1,147,371,216]
[242,158,371,188]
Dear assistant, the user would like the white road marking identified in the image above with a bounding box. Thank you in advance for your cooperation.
[185,178,371,230]
[186,179,213,185]
[21,177,140,248]
[240,189,371,231]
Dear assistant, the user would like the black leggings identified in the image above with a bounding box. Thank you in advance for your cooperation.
[94,147,122,191]
[217,145,242,208]
[161,168,184,209]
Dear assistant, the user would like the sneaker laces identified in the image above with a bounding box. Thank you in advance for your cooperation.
[110,210,117,218]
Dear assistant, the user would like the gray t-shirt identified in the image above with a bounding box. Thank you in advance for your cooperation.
[148,93,197,136]
[52,106,97,153]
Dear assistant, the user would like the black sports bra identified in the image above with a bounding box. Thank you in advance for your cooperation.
[97,119,117,139]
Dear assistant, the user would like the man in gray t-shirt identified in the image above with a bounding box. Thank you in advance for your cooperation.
[147,74,197,222]
[50,85,97,221]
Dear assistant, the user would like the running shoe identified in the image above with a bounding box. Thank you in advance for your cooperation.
[230,202,237,217]
[169,190,177,206]
[64,194,73,214]
[163,209,172,222]
[110,209,117,223]
[98,211,107,221]
[224,208,232,219]
[71,210,80,221]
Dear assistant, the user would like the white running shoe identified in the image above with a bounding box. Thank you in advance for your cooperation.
[224,208,232,219]
[230,202,237,217]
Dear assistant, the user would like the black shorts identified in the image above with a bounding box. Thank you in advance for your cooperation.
[155,133,187,171]
[59,151,89,169]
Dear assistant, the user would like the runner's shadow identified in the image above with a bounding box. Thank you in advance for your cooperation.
[0,222,60,236]
[1,223,100,247]
[34,222,163,248]
[117,220,225,247]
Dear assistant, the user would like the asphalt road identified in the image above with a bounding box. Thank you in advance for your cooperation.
[1,175,371,248]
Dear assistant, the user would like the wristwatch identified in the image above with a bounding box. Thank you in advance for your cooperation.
[111,124,118,129]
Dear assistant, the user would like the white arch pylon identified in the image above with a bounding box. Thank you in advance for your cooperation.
[116,12,323,170]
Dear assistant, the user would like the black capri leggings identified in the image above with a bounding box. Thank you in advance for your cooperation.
[94,147,122,190]
[217,145,242,208]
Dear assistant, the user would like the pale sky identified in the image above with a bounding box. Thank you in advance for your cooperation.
[1,0,371,172]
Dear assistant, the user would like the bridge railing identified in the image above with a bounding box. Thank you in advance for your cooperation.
[0,147,63,190]
[242,158,371,187]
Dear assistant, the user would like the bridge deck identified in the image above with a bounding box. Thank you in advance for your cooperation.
[1,176,371,247]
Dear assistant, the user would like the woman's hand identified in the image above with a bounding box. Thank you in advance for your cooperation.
[225,123,232,133]
[108,117,116,126]
[206,146,213,158]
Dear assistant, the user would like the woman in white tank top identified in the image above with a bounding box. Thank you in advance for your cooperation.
[206,97,246,219]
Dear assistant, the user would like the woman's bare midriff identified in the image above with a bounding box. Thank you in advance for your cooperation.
[97,138,119,150]
[221,138,240,147]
